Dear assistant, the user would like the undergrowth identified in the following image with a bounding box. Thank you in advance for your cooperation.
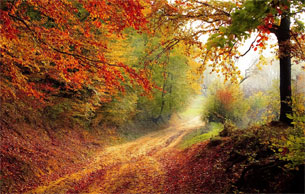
[115,119,168,143]
[165,122,304,193]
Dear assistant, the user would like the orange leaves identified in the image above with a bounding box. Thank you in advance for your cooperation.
[0,0,150,105]
[83,0,147,32]
[252,32,270,53]
[276,7,283,15]
[216,88,235,110]
[118,63,152,94]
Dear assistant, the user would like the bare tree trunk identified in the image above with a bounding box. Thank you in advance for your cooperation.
[275,14,292,124]
[158,77,167,120]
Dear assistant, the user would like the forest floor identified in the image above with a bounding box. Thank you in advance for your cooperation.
[28,115,205,194]
[3,97,302,193]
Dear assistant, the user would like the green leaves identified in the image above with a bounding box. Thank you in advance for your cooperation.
[201,81,249,126]
[294,19,305,32]
[207,0,270,50]
[26,6,42,21]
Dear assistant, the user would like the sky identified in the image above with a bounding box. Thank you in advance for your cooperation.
[235,33,278,73]
[181,0,305,74]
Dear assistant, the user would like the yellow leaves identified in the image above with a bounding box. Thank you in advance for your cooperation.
[184,52,202,94]
[256,64,263,71]
[0,0,152,103]
[140,0,152,16]
[105,38,134,64]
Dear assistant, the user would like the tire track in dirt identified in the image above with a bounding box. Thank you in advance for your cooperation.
[28,116,204,194]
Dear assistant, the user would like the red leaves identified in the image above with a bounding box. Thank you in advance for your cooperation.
[216,88,235,110]
[0,10,19,40]
[253,32,269,52]
[0,0,150,105]
[67,169,106,194]
[258,14,274,35]
[276,7,283,15]
[119,63,152,94]
[84,0,147,32]
[94,20,102,28]
[258,42,264,47]
[163,141,233,193]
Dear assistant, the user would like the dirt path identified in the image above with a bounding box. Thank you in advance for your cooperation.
[29,115,204,194]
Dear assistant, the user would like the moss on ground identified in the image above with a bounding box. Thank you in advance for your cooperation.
[179,122,223,149]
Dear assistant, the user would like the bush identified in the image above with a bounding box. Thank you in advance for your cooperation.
[93,91,139,127]
[276,90,305,168]
[201,82,249,127]
[246,86,280,125]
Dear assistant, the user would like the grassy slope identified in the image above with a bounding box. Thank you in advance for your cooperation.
[179,122,223,149]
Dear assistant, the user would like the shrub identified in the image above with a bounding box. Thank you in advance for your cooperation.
[278,90,305,168]
[246,86,280,125]
[93,91,139,127]
[201,82,249,127]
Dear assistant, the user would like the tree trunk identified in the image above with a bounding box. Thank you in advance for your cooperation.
[157,64,168,121]
[168,73,173,112]
[275,14,292,124]
[158,80,166,120]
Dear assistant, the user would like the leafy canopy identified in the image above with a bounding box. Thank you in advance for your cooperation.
[0,0,151,104]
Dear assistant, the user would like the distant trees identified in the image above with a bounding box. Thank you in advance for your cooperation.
[152,0,305,124]
[201,82,249,126]
[124,30,200,122]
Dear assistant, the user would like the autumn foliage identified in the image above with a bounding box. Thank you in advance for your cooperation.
[0,0,152,192]
[201,83,249,125]
[163,124,304,193]
[0,0,151,105]
[1,0,304,193]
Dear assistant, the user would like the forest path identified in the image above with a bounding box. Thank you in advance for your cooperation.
[29,108,204,193]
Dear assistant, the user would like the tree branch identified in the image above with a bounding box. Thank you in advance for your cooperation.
[269,24,279,34]
[239,57,258,85]
[291,32,305,58]
[240,34,259,57]
[192,0,231,17]
[8,14,119,67]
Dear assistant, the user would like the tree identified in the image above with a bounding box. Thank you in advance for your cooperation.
[152,0,305,124]
[0,0,151,105]
[124,30,199,122]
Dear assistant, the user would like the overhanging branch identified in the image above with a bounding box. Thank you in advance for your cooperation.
[9,14,119,67]
[240,34,259,57]
[192,0,231,17]
[291,32,305,58]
